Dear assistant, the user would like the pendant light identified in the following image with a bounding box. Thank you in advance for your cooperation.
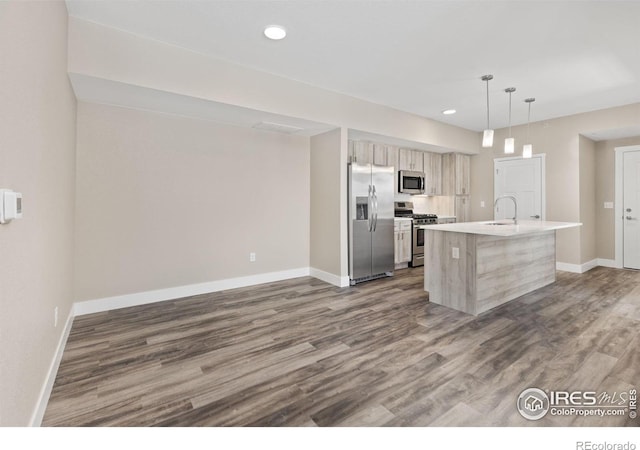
[523,98,535,158]
[481,75,494,147]
[504,87,516,154]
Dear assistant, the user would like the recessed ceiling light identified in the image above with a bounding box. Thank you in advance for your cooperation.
[264,25,287,40]
[442,109,456,115]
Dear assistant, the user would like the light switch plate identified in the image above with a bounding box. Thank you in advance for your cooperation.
[604,202,614,209]
[452,247,460,259]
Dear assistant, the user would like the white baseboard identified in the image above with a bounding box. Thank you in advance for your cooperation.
[581,259,599,273]
[556,262,581,273]
[74,267,311,316]
[597,258,620,268]
[310,267,350,287]
[29,307,74,427]
[556,259,604,274]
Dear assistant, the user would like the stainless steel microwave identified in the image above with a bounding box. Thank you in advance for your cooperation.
[398,170,425,194]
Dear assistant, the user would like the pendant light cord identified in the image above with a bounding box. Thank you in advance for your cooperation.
[503,87,516,139]
[508,91,512,138]
[486,79,491,130]
[527,101,531,140]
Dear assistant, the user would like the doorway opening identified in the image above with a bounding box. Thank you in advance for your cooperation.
[615,145,640,269]
[494,154,546,222]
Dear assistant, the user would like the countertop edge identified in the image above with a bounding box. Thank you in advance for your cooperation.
[419,220,582,237]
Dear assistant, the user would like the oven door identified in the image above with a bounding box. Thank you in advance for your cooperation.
[411,224,425,267]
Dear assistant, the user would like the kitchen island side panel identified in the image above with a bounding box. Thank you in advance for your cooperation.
[425,229,556,315]
[475,231,556,314]
[425,230,477,314]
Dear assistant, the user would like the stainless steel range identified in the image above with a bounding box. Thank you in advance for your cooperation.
[394,202,438,267]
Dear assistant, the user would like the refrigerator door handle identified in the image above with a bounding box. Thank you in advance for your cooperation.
[372,185,378,231]
[368,184,373,232]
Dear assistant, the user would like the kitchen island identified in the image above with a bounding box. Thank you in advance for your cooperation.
[421,220,581,315]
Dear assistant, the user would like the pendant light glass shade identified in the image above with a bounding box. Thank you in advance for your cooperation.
[504,87,516,154]
[483,129,494,147]
[504,137,515,154]
[481,75,494,148]
[523,97,535,158]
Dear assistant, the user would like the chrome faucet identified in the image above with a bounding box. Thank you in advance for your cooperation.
[494,195,518,225]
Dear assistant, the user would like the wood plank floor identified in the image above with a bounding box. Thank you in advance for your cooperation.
[43,267,640,426]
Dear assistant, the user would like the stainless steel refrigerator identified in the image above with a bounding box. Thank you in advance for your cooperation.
[348,163,395,285]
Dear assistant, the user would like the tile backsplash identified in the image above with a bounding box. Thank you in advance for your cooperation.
[412,195,455,217]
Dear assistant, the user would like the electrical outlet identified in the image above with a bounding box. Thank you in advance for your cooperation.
[452,247,459,259]
[54,306,58,328]
[249,252,256,262]
[604,202,614,209]
[480,200,485,208]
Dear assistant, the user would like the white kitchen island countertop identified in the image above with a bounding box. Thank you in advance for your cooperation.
[420,220,581,237]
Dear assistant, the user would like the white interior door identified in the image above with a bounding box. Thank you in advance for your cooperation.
[494,156,544,221]
[623,150,640,269]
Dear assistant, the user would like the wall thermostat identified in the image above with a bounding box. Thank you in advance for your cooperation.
[0,189,23,224]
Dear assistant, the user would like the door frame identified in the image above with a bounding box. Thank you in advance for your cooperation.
[614,145,640,268]
[493,154,546,221]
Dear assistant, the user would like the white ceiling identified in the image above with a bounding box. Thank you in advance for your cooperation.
[65,0,640,133]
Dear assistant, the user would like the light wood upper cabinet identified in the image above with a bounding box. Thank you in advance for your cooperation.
[386,145,398,167]
[349,141,394,167]
[348,140,373,164]
[442,153,471,196]
[398,148,411,170]
[387,146,399,193]
[423,152,442,195]
[398,148,423,172]
[456,153,470,196]
[371,143,387,166]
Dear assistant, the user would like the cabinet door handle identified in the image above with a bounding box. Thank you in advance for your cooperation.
[530,215,541,219]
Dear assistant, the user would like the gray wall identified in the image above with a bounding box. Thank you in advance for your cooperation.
[595,136,640,260]
[470,103,640,265]
[579,135,596,263]
[0,1,77,425]
[310,129,344,277]
[74,102,310,301]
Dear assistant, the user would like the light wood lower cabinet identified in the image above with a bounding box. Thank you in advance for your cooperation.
[455,196,470,223]
[394,220,412,265]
